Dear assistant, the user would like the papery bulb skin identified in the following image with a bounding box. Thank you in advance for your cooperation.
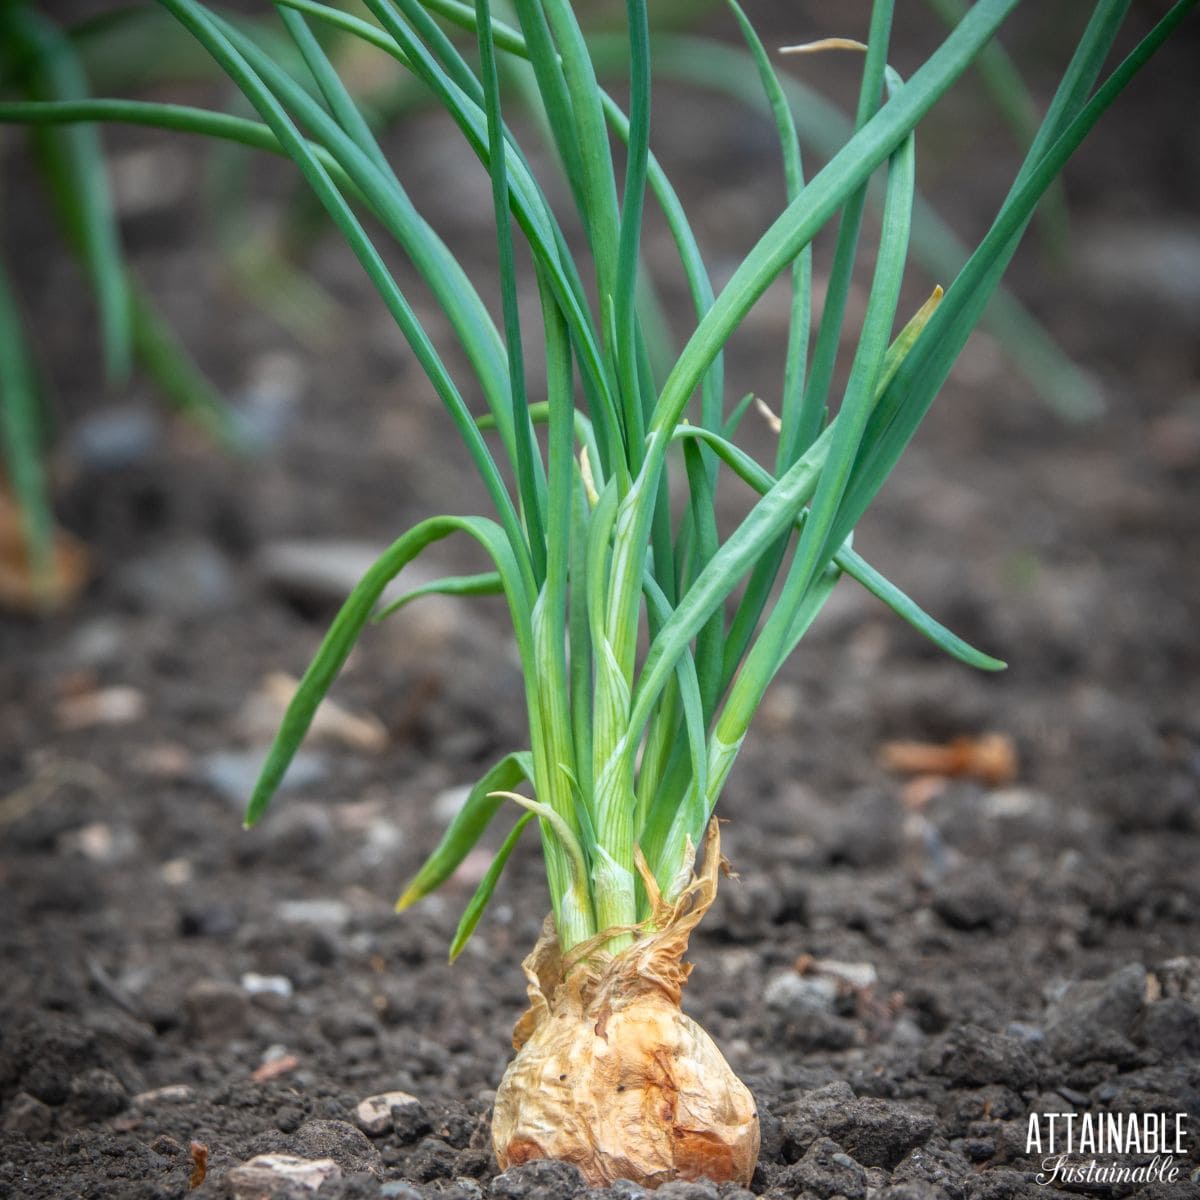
[491,824,759,1188]
[492,985,758,1186]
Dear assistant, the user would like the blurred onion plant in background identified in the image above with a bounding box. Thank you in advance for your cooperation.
[0,0,1124,610]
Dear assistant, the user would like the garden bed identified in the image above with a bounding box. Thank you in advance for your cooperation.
[2,6,1198,1198]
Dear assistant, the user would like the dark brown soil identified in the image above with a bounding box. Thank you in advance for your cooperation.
[2,5,1199,1200]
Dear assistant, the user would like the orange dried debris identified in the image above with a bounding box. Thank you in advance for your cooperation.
[188,1141,209,1190]
[251,1054,299,1083]
[880,732,1017,787]
[0,490,88,614]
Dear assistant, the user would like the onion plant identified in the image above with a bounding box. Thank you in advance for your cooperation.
[2,0,1191,1184]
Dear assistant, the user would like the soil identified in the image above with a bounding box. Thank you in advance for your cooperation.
[2,5,1200,1200]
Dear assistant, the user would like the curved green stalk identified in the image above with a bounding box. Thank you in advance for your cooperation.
[0,98,357,181]
[161,0,536,599]
[477,0,547,581]
[612,31,1102,419]
[658,82,918,889]
[794,0,895,460]
[612,0,650,461]
[836,0,1170,549]
[622,0,1021,759]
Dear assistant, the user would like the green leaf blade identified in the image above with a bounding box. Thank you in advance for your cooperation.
[244,514,532,828]
[400,754,534,911]
[448,812,534,961]
[5,7,132,381]
[0,256,53,581]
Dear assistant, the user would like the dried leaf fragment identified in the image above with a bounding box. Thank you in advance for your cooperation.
[188,1141,208,1190]
[880,733,1017,787]
[251,1053,299,1082]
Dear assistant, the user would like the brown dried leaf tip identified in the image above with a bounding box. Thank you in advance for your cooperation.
[492,821,760,1189]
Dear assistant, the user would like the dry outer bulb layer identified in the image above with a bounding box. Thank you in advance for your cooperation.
[492,822,760,1188]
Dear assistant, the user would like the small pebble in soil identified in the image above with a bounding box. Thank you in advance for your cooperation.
[764,972,839,1016]
[66,405,162,469]
[1004,1022,1044,1044]
[242,972,295,1010]
[132,1084,193,1106]
[1077,219,1200,310]
[243,671,388,753]
[58,820,139,865]
[55,686,146,732]
[355,1091,426,1138]
[434,785,472,825]
[203,748,328,808]
[116,539,241,616]
[811,959,878,991]
[227,1153,341,1196]
[257,538,468,623]
[275,897,352,931]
